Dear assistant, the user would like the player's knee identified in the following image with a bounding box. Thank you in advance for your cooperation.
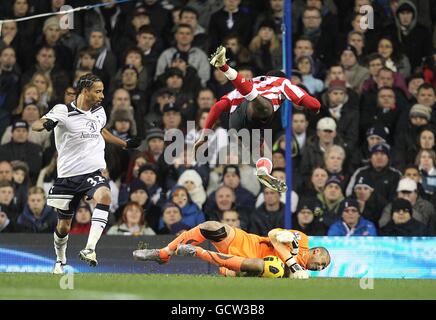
[56,220,71,235]
[94,187,111,204]
[243,258,264,274]
[199,221,227,242]
[199,221,224,231]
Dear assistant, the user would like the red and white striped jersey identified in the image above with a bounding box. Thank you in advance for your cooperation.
[223,76,306,113]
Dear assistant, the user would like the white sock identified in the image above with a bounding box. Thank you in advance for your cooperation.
[86,204,109,250]
[54,231,68,264]
[223,67,237,80]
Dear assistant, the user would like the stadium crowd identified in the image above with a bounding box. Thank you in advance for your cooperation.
[0,0,436,237]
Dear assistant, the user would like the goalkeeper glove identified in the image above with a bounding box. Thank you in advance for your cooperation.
[43,119,58,131]
[126,137,142,149]
[276,230,299,255]
[289,270,309,280]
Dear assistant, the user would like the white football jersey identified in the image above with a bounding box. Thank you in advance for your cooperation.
[43,102,107,178]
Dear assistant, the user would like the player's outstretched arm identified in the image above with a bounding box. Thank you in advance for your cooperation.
[32,118,57,132]
[101,128,141,149]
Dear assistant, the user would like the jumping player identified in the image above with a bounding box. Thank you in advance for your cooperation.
[133,221,330,279]
[32,74,140,273]
[194,46,321,192]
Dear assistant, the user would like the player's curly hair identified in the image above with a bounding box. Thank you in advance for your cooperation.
[76,73,102,96]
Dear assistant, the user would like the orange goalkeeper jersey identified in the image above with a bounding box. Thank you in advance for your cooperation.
[215,228,310,269]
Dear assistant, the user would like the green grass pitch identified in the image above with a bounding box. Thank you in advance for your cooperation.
[1,273,435,300]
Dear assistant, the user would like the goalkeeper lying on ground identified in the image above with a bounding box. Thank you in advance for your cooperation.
[133,221,330,279]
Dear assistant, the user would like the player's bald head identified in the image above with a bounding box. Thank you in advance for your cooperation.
[307,246,331,271]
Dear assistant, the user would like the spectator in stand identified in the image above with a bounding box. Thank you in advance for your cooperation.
[298,166,329,199]
[86,27,117,86]
[380,198,428,236]
[16,186,57,233]
[406,73,425,103]
[293,36,326,80]
[147,88,177,129]
[0,46,20,137]
[196,88,217,111]
[360,124,390,167]
[254,0,284,36]
[323,145,349,189]
[220,209,241,229]
[292,197,327,236]
[112,48,150,93]
[162,103,183,132]
[317,176,345,227]
[177,169,207,209]
[116,64,147,124]
[21,46,70,106]
[249,187,285,236]
[347,143,402,202]
[36,16,73,71]
[69,203,92,235]
[159,67,196,120]
[393,107,432,169]
[179,7,208,52]
[415,84,436,130]
[0,20,33,70]
[107,202,156,236]
[347,31,365,64]
[11,160,30,208]
[208,0,253,51]
[379,178,436,234]
[340,45,369,94]
[315,79,359,152]
[416,149,436,198]
[2,102,51,151]
[0,120,42,185]
[327,197,377,236]
[116,178,161,232]
[119,163,165,209]
[155,24,210,86]
[135,26,160,81]
[301,117,344,181]
[0,180,19,222]
[248,20,282,74]
[158,202,190,235]
[207,67,234,101]
[223,35,252,69]
[296,55,323,95]
[383,1,432,73]
[403,164,435,203]
[0,204,16,233]
[107,89,138,134]
[360,87,404,146]
[377,36,411,78]
[29,71,55,110]
[164,185,205,229]
[352,174,388,227]
[300,6,336,66]
[141,128,165,164]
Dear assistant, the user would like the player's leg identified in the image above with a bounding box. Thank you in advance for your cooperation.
[176,243,264,276]
[80,186,111,266]
[133,221,234,263]
[210,46,274,120]
[255,157,287,193]
[53,211,73,274]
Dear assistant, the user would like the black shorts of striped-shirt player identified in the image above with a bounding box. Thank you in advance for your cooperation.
[47,170,110,219]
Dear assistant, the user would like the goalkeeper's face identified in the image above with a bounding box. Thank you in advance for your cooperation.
[306,248,330,271]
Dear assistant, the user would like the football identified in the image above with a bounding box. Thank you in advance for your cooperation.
[262,255,285,278]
